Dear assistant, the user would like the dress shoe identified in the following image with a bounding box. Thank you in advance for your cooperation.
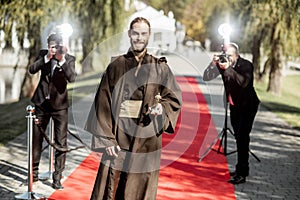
[229,171,236,177]
[52,181,64,190]
[227,175,246,184]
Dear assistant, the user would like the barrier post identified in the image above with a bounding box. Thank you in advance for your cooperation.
[15,105,45,200]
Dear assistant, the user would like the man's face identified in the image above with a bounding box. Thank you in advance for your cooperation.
[48,41,58,55]
[226,46,238,66]
[128,22,150,52]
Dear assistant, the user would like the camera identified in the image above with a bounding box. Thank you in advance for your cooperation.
[216,53,228,63]
[55,45,65,54]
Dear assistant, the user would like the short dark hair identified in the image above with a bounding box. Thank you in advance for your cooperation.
[129,17,151,30]
[47,33,62,44]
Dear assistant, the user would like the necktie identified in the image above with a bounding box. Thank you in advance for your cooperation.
[46,59,57,100]
[228,94,234,106]
[51,59,58,77]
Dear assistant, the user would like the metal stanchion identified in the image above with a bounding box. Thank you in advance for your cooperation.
[15,105,45,200]
[39,118,54,181]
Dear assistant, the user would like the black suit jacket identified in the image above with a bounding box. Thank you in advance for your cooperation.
[29,49,76,110]
[203,56,260,109]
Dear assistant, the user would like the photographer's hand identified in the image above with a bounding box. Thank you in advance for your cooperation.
[47,51,53,60]
[47,43,59,61]
[219,57,231,70]
[55,53,65,62]
[212,55,219,66]
[54,45,67,62]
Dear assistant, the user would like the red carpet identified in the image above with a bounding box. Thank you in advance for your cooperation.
[157,76,235,200]
[49,76,235,200]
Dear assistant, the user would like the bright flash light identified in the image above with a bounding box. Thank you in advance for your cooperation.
[218,23,232,38]
[218,23,232,45]
[58,23,73,38]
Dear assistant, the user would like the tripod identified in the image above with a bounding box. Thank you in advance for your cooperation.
[213,102,236,156]
[198,101,261,162]
[198,101,234,162]
[217,102,261,162]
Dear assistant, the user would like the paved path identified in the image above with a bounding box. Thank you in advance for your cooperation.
[0,50,300,199]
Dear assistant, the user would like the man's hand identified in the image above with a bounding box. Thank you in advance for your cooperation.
[218,57,231,70]
[105,145,121,157]
[54,45,67,62]
[212,55,220,66]
[54,53,65,62]
[47,51,55,60]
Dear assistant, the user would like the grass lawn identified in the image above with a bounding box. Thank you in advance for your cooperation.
[0,97,32,146]
[0,71,299,146]
[255,73,300,130]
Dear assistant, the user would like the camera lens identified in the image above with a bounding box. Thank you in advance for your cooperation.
[218,54,227,63]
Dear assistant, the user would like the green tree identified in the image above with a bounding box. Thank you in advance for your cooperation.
[0,0,127,99]
[71,0,127,73]
[235,0,300,95]
[0,0,65,98]
[142,0,191,21]
[193,0,232,49]
[181,0,206,43]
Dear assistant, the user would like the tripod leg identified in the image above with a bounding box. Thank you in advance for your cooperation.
[198,130,223,162]
[217,129,225,153]
[227,128,235,137]
[249,150,261,162]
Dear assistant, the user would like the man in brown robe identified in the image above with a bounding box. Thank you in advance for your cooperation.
[85,17,182,200]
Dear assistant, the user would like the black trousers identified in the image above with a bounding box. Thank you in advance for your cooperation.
[230,104,258,177]
[33,100,68,181]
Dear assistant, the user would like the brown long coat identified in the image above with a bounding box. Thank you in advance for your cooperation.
[85,51,182,200]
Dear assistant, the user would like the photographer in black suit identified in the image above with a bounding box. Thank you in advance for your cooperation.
[203,43,260,184]
[29,33,76,190]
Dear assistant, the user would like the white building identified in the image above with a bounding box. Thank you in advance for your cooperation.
[121,1,177,55]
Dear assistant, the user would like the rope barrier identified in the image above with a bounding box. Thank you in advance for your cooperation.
[38,122,88,153]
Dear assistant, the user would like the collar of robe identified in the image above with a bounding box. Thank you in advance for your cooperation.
[128,48,147,77]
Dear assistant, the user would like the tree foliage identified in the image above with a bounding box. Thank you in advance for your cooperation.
[0,0,127,98]
[0,0,65,98]
[181,0,206,42]
[233,0,300,95]
[70,0,127,73]
[1,0,299,99]
[142,0,191,21]
[150,0,299,95]
[143,0,236,49]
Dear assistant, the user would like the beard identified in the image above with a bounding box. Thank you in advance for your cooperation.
[131,40,148,53]
[133,48,145,53]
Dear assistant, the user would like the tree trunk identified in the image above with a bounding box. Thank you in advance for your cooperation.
[81,35,94,73]
[19,20,41,99]
[19,53,39,99]
[252,34,262,80]
[267,37,283,96]
[260,57,271,82]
